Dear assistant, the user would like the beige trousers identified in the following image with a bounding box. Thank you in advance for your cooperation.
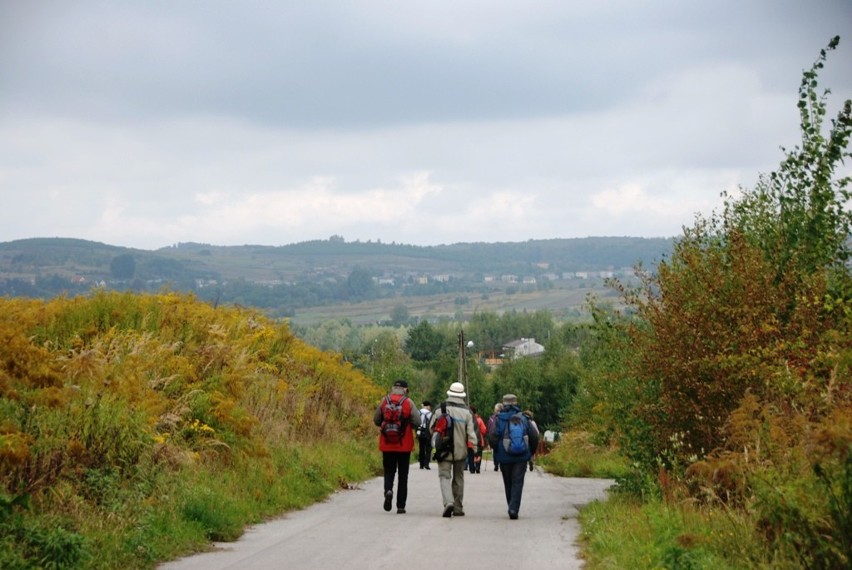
[438,459,466,512]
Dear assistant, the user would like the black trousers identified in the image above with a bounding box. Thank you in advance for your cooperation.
[500,460,528,514]
[418,436,431,467]
[382,451,411,508]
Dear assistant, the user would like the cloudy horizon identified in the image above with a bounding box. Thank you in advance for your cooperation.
[1,1,850,251]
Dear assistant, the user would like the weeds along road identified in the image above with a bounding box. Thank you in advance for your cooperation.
[159,464,613,570]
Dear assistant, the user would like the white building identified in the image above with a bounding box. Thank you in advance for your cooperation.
[502,337,545,359]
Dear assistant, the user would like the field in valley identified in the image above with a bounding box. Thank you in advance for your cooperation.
[287,281,622,326]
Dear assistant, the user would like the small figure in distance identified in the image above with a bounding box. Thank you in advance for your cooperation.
[467,405,487,474]
[523,409,539,472]
[417,400,433,469]
[489,403,503,472]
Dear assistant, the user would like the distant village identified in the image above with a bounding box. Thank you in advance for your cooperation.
[193,266,638,290]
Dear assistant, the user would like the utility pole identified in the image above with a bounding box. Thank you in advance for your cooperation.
[458,330,469,405]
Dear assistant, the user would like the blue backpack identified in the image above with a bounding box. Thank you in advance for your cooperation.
[502,412,529,456]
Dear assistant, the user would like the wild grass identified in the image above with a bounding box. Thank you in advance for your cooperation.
[538,431,630,479]
[547,427,851,569]
[579,494,749,570]
[0,291,384,569]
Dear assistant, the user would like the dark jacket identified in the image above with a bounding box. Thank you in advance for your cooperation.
[487,404,539,464]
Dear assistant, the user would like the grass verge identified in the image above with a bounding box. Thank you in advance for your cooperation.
[538,431,630,479]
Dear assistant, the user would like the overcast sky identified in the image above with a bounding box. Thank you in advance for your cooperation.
[1,1,850,250]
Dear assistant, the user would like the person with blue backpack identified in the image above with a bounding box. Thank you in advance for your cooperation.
[487,394,540,520]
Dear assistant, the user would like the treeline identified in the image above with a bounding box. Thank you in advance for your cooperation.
[295,308,589,432]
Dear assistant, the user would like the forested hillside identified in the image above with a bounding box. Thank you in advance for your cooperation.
[0,237,671,319]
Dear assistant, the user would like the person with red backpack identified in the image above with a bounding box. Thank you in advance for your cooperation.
[373,380,420,514]
[466,405,487,474]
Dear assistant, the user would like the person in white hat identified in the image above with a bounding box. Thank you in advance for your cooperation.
[428,381,477,518]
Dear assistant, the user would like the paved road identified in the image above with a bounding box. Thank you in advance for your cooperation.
[159,464,613,570]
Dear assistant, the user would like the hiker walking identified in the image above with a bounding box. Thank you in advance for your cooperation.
[487,394,540,519]
[466,405,487,474]
[417,400,433,469]
[523,409,539,472]
[373,380,420,514]
[428,382,477,518]
[489,403,503,472]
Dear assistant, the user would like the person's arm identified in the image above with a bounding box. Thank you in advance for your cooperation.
[373,399,384,427]
[528,418,540,454]
[408,400,420,430]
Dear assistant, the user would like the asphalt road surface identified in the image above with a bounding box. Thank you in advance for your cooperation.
[159,463,613,570]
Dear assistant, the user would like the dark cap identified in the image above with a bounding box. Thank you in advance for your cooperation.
[393,380,409,388]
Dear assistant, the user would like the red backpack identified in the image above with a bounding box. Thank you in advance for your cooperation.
[380,395,408,444]
[431,402,455,461]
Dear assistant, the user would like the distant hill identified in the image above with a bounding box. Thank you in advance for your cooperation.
[0,236,673,320]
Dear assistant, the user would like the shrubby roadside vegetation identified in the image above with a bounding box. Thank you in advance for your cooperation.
[567,38,851,568]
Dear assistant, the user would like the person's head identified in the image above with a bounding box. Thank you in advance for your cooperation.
[470,405,478,415]
[393,379,409,393]
[446,381,466,399]
[494,403,503,414]
[502,393,518,406]
[523,409,534,419]
[422,400,431,409]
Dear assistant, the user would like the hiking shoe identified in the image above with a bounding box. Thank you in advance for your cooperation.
[397,508,406,514]
[508,511,518,520]
[383,490,393,512]
[442,505,454,518]
[454,510,465,517]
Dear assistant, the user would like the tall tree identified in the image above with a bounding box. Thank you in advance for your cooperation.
[404,320,445,362]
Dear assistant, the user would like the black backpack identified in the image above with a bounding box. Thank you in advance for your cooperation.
[431,402,455,461]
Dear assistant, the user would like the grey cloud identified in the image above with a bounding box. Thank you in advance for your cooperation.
[5,0,848,130]
[1,0,851,250]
